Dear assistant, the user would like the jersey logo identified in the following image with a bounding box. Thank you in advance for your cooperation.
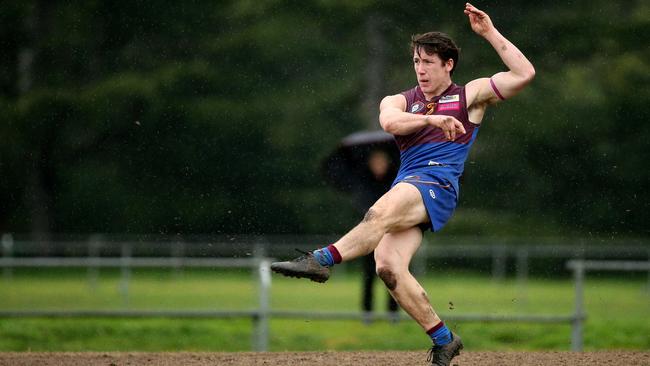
[410,102,425,113]
[426,102,436,115]
[439,94,459,103]
[437,94,460,111]
[429,189,436,199]
[437,102,460,111]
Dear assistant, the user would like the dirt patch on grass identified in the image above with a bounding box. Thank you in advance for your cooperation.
[1,351,649,366]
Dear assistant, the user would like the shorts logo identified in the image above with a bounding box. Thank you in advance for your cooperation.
[410,102,425,113]
[429,189,436,199]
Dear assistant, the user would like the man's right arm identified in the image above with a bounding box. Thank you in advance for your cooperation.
[379,94,466,140]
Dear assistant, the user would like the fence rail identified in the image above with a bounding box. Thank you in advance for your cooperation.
[4,233,648,283]
[0,256,273,352]
[0,255,582,351]
[0,257,260,268]
[0,309,574,323]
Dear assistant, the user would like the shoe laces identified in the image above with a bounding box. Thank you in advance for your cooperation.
[291,248,313,261]
[295,248,311,255]
[426,346,445,365]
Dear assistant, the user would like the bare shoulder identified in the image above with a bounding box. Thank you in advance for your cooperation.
[380,94,407,112]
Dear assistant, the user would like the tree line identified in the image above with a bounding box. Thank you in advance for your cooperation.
[1,1,647,239]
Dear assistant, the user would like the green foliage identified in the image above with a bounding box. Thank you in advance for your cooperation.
[0,1,648,235]
[458,1,650,236]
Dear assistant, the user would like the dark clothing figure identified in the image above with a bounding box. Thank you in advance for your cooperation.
[356,150,400,318]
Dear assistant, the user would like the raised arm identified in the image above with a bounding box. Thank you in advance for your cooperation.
[379,94,466,140]
[464,3,535,107]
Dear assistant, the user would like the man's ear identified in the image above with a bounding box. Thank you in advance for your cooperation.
[445,58,454,72]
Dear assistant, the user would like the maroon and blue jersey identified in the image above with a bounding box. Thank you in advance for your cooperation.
[393,83,480,197]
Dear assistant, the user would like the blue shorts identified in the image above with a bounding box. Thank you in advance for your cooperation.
[392,172,457,232]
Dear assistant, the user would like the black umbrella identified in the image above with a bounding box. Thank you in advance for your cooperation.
[321,130,400,213]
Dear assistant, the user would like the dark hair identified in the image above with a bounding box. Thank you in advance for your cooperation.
[410,32,460,75]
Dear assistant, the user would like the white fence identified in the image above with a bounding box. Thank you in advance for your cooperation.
[1,233,649,352]
[0,255,576,351]
[0,256,273,352]
[3,255,647,351]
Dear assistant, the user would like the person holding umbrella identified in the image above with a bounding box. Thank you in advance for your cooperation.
[272,3,535,365]
[322,137,400,322]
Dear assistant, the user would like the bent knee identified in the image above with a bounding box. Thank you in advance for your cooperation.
[362,207,381,223]
[362,206,393,231]
[376,266,397,291]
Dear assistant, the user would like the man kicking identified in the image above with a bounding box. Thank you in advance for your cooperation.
[271,3,535,365]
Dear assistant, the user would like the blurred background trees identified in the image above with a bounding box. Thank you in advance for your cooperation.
[1,0,648,238]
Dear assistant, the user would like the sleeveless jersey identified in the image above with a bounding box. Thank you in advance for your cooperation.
[394,83,480,196]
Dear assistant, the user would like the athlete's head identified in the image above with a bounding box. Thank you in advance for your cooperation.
[410,32,460,94]
[411,32,459,75]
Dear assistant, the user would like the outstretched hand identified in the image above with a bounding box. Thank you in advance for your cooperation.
[464,3,494,36]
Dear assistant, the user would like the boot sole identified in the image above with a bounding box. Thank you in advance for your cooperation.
[271,266,329,283]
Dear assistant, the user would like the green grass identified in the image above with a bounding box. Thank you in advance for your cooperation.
[0,268,648,351]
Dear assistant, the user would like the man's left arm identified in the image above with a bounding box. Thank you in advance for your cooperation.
[464,3,535,106]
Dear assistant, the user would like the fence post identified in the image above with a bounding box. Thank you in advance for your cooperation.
[2,234,13,280]
[492,244,507,282]
[570,260,585,351]
[87,234,103,291]
[120,242,132,307]
[647,249,650,292]
[253,258,271,352]
[516,247,529,303]
[172,240,185,279]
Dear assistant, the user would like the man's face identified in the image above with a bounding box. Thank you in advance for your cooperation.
[413,48,452,94]
[368,151,390,179]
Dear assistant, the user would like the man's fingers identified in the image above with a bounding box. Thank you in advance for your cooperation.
[457,122,466,135]
[440,118,465,140]
[465,3,484,16]
[465,3,479,11]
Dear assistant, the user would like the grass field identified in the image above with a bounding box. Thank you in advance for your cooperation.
[1,268,648,351]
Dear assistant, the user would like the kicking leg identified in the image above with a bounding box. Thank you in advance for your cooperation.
[271,183,427,281]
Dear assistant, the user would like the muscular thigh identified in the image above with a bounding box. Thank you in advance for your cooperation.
[370,182,428,232]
